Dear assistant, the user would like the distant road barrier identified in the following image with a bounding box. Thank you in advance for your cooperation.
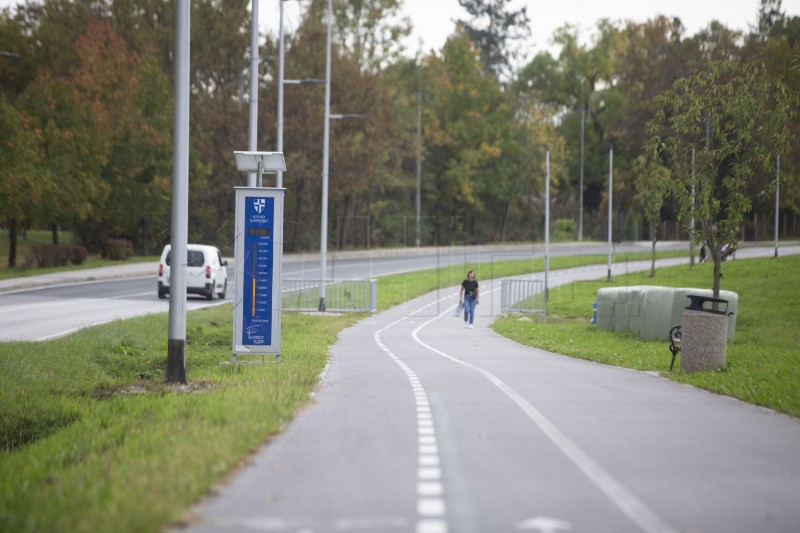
[282,279,377,313]
[500,278,545,315]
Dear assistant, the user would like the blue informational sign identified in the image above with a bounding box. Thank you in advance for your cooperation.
[241,196,274,346]
[233,188,284,358]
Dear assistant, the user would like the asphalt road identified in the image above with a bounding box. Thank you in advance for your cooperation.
[0,242,688,342]
[182,247,800,533]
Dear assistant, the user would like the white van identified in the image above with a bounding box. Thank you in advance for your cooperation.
[157,244,228,300]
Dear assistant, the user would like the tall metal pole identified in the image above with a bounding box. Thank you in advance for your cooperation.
[690,145,696,267]
[578,105,585,241]
[607,144,613,282]
[415,88,422,248]
[247,0,260,188]
[319,0,332,311]
[276,0,285,189]
[166,0,190,383]
[775,154,780,258]
[544,145,550,313]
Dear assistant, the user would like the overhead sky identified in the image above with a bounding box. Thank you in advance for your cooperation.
[2,0,799,59]
[263,0,800,59]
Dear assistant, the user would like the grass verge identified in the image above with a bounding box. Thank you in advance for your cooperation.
[492,255,800,417]
[0,307,358,532]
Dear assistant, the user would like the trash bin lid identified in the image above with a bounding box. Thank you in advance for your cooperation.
[686,294,729,315]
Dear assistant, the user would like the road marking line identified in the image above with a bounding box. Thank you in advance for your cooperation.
[375,318,448,533]
[419,455,439,466]
[418,498,446,516]
[417,518,447,533]
[418,467,442,480]
[418,481,443,496]
[409,301,677,533]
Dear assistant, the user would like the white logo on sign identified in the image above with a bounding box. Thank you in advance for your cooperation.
[254,198,266,213]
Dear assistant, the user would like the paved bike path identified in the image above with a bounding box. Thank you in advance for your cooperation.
[184,252,800,533]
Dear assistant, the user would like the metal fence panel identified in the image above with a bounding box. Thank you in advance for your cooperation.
[282,279,377,313]
[501,279,545,315]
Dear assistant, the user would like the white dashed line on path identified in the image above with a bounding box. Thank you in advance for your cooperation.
[374,299,449,533]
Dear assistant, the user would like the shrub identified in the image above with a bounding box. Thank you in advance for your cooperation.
[107,239,134,260]
[554,219,577,241]
[69,245,88,265]
[25,243,72,268]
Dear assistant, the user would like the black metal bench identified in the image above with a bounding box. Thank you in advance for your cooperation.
[668,325,682,371]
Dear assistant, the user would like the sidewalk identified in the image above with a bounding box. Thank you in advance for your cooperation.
[0,262,155,293]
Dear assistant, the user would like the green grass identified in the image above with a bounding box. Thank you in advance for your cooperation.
[492,255,800,417]
[0,306,357,533]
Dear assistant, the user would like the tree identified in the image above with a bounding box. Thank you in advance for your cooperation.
[0,96,41,267]
[21,72,107,244]
[332,0,411,74]
[633,154,671,277]
[647,60,795,297]
[456,0,530,80]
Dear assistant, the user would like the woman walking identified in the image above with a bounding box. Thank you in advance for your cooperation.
[459,269,480,328]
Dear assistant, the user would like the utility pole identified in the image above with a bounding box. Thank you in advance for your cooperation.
[775,155,780,258]
[276,0,285,188]
[166,0,190,383]
[246,0,260,187]
[578,104,585,241]
[607,144,613,282]
[416,89,422,248]
[319,0,332,312]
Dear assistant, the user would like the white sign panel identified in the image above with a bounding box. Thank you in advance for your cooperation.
[233,187,284,357]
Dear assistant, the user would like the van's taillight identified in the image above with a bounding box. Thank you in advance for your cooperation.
[205,266,211,279]
[158,264,163,277]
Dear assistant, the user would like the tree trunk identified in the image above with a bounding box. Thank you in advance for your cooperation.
[713,254,722,299]
[500,199,512,243]
[8,219,18,268]
[341,194,354,249]
[292,183,305,252]
[51,224,59,245]
[142,218,148,256]
[650,220,657,278]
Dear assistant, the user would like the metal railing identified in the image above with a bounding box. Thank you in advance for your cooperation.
[282,279,377,313]
[501,278,545,315]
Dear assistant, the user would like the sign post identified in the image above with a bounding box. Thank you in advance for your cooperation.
[233,187,284,360]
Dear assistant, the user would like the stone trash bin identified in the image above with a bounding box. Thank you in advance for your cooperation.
[681,295,732,372]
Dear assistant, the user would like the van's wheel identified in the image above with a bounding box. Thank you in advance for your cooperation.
[218,281,227,300]
[206,286,214,300]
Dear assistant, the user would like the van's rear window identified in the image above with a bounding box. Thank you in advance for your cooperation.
[165,250,206,267]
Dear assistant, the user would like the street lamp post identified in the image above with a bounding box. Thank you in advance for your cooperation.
[579,104,585,241]
[276,1,323,189]
[690,145,696,267]
[416,88,423,248]
[542,144,550,314]
[166,0,191,384]
[775,154,780,258]
[319,0,333,312]
[246,0,260,188]
[607,144,613,282]
[276,0,286,189]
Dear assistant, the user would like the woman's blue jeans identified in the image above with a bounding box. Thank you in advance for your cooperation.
[464,296,477,324]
